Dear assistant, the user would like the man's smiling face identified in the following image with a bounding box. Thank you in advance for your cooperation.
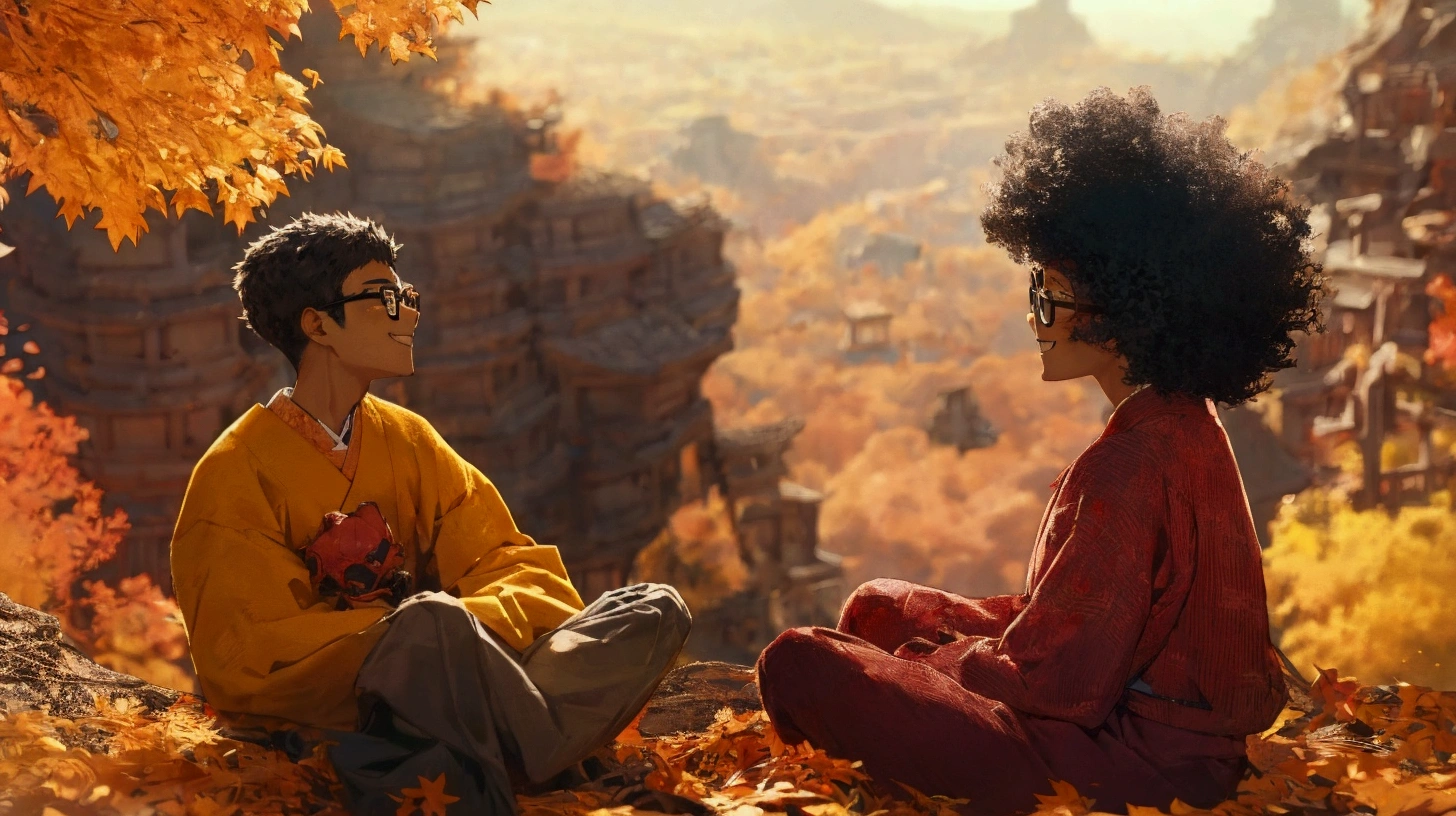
[306,260,420,380]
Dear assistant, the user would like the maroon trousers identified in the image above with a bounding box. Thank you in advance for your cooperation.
[756,580,1249,815]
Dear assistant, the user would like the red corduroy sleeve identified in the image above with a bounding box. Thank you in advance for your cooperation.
[948,593,1028,639]
[894,444,1164,729]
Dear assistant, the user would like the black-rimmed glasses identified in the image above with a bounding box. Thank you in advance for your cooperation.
[319,283,421,321]
[1029,267,1100,327]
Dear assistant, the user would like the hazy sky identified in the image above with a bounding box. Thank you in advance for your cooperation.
[888,0,1367,58]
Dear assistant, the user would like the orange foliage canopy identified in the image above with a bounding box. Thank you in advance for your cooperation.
[0,0,484,250]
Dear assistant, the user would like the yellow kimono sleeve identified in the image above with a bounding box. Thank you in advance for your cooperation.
[430,455,584,653]
[171,519,389,730]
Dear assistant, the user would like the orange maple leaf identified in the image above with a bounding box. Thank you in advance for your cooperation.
[1031,779,1095,815]
[399,773,460,816]
[1311,667,1363,723]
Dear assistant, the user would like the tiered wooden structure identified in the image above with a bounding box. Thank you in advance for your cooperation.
[927,386,999,452]
[5,214,281,588]
[534,174,735,595]
[708,419,845,633]
[1260,0,1456,511]
[2,21,743,600]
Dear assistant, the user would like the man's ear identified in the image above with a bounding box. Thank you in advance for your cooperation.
[299,307,340,349]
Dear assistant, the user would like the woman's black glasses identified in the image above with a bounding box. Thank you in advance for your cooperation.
[1028,267,1100,328]
[320,284,421,321]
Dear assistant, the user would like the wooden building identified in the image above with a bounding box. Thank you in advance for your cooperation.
[708,419,845,632]
[842,301,893,352]
[1260,0,1456,511]
[4,214,281,588]
[927,386,999,453]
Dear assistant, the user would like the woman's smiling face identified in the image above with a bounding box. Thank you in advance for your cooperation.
[1026,264,1119,383]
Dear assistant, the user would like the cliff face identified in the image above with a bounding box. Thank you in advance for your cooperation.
[0,14,740,597]
[965,0,1096,71]
[1206,0,1347,113]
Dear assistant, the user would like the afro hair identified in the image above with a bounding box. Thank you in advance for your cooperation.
[981,86,1325,406]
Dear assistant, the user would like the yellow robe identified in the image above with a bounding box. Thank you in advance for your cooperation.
[170,394,585,730]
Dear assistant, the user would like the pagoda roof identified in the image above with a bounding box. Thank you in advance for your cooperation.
[320,81,519,136]
[679,284,740,323]
[545,169,652,206]
[640,193,726,242]
[1271,359,1340,400]
[545,308,729,379]
[714,418,806,453]
[787,556,843,583]
[11,277,240,330]
[640,199,684,238]
[1331,275,1377,310]
[779,481,824,504]
[640,201,687,241]
[1323,240,1426,280]
[843,301,892,321]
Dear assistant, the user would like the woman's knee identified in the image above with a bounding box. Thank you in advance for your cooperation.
[756,627,851,693]
[839,578,915,635]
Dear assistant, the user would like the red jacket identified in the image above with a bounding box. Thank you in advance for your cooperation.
[897,387,1287,737]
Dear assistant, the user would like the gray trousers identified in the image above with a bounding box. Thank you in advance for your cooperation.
[328,583,691,815]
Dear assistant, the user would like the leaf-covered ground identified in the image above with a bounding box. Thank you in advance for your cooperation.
[3,668,1456,816]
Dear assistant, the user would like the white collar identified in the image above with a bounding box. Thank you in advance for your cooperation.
[281,386,352,451]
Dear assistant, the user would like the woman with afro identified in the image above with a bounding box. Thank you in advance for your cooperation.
[756,87,1324,814]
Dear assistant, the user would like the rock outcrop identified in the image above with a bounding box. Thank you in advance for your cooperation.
[0,591,755,745]
[0,593,180,721]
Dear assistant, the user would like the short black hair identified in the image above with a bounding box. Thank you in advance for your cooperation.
[233,212,400,369]
[981,87,1325,406]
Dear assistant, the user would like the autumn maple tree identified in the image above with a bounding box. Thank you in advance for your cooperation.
[0,0,484,252]
[0,322,196,690]
[1425,273,1456,372]
[0,321,125,617]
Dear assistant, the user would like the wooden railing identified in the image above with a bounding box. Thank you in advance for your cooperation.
[1377,459,1456,509]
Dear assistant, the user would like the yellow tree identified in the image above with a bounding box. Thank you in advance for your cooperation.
[0,0,484,251]
[1266,489,1456,690]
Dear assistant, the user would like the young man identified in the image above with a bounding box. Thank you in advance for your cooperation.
[756,88,1324,814]
[170,212,690,814]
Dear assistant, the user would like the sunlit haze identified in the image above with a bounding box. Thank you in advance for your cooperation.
[888,0,1365,57]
